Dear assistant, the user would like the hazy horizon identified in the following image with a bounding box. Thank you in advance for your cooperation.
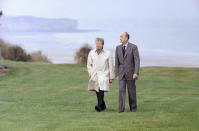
[0,0,199,67]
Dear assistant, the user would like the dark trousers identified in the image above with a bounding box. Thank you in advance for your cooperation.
[119,75,137,112]
[96,90,105,107]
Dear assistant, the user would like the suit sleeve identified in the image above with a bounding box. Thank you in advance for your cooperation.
[108,52,115,79]
[87,51,93,77]
[133,45,140,75]
[115,46,119,77]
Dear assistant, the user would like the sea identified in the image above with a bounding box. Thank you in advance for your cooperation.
[0,20,198,67]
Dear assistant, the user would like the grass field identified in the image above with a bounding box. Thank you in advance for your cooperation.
[0,60,199,131]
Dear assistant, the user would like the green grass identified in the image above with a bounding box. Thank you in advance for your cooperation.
[0,60,199,131]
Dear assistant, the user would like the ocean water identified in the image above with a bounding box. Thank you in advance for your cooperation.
[0,21,199,67]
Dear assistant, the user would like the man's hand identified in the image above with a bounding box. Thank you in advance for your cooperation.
[109,79,113,83]
[133,74,138,79]
[116,76,119,81]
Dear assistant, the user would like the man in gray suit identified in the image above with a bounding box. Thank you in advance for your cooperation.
[115,32,140,113]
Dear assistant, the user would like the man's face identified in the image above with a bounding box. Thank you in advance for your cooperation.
[120,32,128,44]
[96,41,103,50]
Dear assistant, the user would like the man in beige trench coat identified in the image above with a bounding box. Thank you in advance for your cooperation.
[87,38,115,112]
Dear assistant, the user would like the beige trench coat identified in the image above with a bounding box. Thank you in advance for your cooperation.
[87,49,115,92]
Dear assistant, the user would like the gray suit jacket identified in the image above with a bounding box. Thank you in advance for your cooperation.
[115,42,140,80]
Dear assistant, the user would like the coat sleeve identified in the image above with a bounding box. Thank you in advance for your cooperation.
[87,51,93,77]
[108,52,115,79]
[133,45,140,75]
[115,46,119,77]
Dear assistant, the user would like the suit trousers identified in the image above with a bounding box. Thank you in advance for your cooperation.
[119,75,137,112]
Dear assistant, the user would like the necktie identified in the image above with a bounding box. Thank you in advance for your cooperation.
[96,49,102,55]
[122,46,125,57]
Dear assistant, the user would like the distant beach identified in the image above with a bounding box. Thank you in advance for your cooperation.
[0,28,198,67]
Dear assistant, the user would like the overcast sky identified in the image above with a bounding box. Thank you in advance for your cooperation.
[0,0,199,21]
[0,0,199,65]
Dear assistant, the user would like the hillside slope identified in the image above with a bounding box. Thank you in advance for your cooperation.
[0,60,199,130]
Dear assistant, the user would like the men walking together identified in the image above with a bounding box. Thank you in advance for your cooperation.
[87,32,140,113]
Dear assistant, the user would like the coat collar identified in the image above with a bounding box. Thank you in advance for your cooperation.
[119,42,131,59]
[94,48,105,55]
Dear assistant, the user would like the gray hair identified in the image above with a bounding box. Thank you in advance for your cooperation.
[96,37,104,45]
[124,32,130,40]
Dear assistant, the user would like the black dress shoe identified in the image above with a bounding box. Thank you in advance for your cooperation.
[100,104,106,111]
[130,109,137,112]
[95,105,101,112]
